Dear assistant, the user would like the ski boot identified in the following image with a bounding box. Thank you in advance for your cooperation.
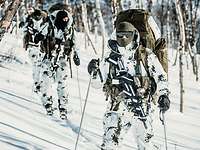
[33,82,41,94]
[44,97,53,116]
[101,142,118,150]
[59,107,67,120]
[45,104,53,116]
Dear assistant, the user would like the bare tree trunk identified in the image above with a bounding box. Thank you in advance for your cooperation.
[111,0,118,29]
[64,0,68,4]
[160,0,164,37]
[179,46,184,113]
[173,49,179,66]
[15,8,19,35]
[117,0,123,11]
[166,0,170,47]
[175,0,185,113]
[96,0,106,60]
[147,0,153,12]
[81,0,97,55]
[82,0,89,50]
[0,0,5,5]
[135,0,143,9]
[0,0,21,41]
[196,55,199,81]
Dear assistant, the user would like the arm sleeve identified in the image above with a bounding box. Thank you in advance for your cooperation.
[147,49,169,96]
[71,28,79,55]
[98,51,110,83]
[64,14,79,55]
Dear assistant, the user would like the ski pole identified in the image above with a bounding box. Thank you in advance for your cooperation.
[160,110,168,150]
[76,66,83,113]
[75,75,92,150]
[67,55,73,78]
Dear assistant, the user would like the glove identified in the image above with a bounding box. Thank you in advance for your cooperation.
[73,52,80,66]
[19,21,25,28]
[87,59,99,75]
[158,95,170,113]
[34,33,44,44]
[55,38,62,45]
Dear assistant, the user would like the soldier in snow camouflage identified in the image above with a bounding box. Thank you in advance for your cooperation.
[88,21,170,150]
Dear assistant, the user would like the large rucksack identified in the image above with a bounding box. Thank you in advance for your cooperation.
[115,9,168,73]
[49,3,71,14]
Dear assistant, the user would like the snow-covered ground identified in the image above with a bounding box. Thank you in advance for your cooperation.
[0,32,199,150]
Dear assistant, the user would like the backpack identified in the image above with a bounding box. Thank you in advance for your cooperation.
[49,3,71,14]
[115,9,168,73]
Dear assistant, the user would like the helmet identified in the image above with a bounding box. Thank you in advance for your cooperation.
[116,21,140,49]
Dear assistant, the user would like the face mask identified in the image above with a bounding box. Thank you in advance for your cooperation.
[33,15,42,21]
[55,18,68,31]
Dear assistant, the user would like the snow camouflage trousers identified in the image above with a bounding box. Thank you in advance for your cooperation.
[27,46,44,92]
[39,57,69,111]
[101,96,156,150]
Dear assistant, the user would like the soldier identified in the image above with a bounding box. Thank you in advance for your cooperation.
[88,22,170,150]
[22,8,48,93]
[34,6,80,119]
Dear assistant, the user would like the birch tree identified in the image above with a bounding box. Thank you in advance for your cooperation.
[175,0,185,113]
[147,0,153,12]
[0,0,21,41]
[111,0,122,28]
[0,0,5,5]
[135,0,143,9]
[81,0,97,54]
[96,0,106,60]
[160,0,164,37]
[64,0,68,5]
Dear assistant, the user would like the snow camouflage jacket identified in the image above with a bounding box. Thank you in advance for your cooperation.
[95,39,169,105]
[23,10,48,49]
[26,9,79,60]
[47,10,79,56]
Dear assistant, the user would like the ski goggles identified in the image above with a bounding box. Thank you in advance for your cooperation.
[116,31,133,38]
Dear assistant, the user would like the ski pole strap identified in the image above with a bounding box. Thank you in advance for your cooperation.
[97,69,103,83]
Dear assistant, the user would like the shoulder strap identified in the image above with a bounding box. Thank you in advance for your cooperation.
[135,46,151,77]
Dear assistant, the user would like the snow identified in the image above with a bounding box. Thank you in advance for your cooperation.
[0,31,199,150]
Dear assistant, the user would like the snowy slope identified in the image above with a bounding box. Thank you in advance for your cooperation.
[0,32,199,150]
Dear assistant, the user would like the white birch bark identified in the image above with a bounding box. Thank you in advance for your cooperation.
[175,0,185,113]
[96,0,106,60]
[81,1,97,55]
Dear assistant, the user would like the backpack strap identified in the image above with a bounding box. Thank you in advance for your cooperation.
[135,45,149,74]
[135,46,158,97]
